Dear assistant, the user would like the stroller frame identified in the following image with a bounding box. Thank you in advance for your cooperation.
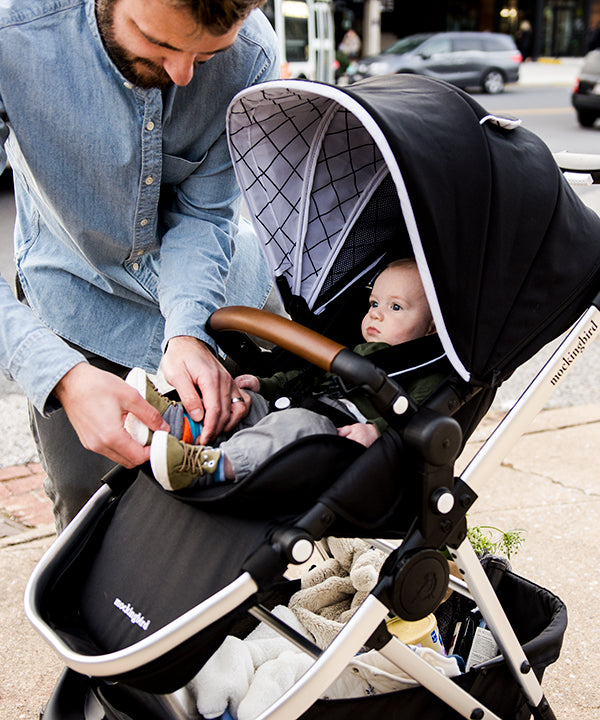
[25,299,599,720]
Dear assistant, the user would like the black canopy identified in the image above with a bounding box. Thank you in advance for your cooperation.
[227,75,600,387]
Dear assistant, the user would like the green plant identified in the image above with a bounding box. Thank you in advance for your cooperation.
[467,525,525,560]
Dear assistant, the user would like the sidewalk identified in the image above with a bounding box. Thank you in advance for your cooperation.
[0,462,54,536]
[518,56,583,87]
[1,400,599,719]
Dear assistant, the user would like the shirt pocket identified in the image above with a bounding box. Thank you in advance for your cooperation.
[161,152,207,185]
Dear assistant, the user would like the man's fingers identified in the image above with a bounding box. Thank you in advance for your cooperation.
[56,364,156,467]
[125,393,170,434]
[173,374,206,425]
[80,422,152,468]
[161,336,243,444]
[101,433,152,468]
[223,391,251,433]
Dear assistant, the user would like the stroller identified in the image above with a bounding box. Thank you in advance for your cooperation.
[25,75,600,720]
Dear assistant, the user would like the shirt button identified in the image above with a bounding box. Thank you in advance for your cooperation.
[136,250,144,256]
[140,218,149,226]
[132,263,139,271]
[146,121,155,131]
[124,81,133,89]
[145,176,154,185]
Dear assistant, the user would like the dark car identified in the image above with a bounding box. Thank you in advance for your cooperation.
[571,50,600,127]
[345,31,522,94]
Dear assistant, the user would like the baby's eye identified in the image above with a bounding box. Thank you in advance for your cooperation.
[391,303,403,311]
[369,300,379,309]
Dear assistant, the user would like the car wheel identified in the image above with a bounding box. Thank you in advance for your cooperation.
[482,69,504,94]
[576,109,598,128]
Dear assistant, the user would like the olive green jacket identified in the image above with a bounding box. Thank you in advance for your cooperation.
[258,341,445,436]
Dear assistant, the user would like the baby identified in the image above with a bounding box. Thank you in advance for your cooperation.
[125,259,438,491]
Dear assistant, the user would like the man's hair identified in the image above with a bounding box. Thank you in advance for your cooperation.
[168,0,267,33]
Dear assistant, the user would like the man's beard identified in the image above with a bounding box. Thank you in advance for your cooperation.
[95,0,173,90]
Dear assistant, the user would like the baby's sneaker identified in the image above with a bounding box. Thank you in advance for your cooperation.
[150,430,225,491]
[124,367,202,445]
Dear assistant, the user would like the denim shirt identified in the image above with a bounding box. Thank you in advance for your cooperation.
[0,0,278,412]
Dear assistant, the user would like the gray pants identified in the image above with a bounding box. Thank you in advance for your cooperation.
[28,352,129,533]
[31,376,336,530]
[221,395,337,481]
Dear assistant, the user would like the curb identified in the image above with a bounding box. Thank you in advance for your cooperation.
[537,56,570,64]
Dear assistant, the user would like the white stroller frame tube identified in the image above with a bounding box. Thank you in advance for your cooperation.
[252,597,389,720]
[440,306,600,715]
[461,306,600,487]
[378,632,502,720]
[449,540,545,710]
[24,485,260,677]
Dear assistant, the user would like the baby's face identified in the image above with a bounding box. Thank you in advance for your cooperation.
[361,264,434,346]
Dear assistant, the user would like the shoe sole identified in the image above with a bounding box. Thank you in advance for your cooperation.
[124,367,151,445]
[150,430,173,490]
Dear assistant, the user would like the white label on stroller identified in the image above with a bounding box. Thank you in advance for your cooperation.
[479,114,522,130]
[465,626,498,671]
[563,171,593,186]
[113,597,151,631]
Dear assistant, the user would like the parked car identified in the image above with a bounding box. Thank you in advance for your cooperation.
[345,31,522,94]
[571,50,600,127]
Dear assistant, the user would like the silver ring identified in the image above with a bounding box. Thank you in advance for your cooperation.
[231,397,244,404]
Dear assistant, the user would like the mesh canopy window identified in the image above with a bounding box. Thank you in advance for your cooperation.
[228,87,394,314]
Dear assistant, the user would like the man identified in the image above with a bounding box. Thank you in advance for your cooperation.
[0,0,279,530]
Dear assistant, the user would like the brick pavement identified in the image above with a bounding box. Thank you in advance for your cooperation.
[0,462,54,537]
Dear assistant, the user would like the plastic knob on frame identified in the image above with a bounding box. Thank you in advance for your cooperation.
[291,538,314,564]
[432,488,455,515]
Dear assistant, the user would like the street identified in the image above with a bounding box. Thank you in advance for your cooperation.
[478,84,600,154]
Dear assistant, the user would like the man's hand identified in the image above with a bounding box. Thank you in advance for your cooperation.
[161,336,248,444]
[337,422,380,448]
[53,363,170,467]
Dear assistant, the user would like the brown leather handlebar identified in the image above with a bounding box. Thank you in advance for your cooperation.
[209,306,346,372]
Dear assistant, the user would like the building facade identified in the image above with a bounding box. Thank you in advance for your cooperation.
[335,0,600,58]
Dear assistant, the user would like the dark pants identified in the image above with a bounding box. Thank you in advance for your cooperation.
[28,350,130,533]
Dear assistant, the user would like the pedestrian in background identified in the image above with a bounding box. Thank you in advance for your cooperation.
[516,17,533,61]
[339,29,362,59]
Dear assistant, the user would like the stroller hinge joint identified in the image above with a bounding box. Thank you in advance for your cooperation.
[404,408,463,466]
[271,526,315,565]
